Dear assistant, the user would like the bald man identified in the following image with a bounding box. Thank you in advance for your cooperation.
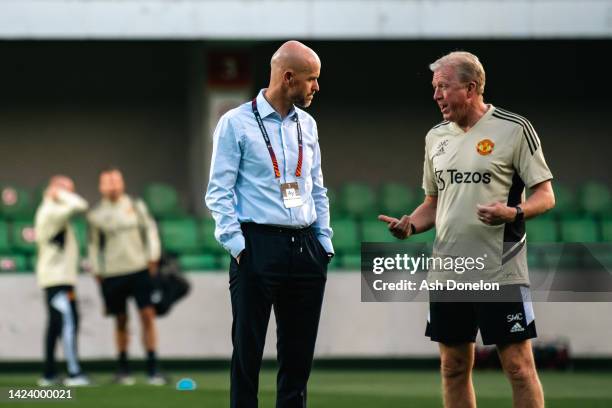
[35,176,90,386]
[206,41,333,407]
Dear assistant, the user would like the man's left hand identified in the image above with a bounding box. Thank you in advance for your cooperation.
[476,202,516,225]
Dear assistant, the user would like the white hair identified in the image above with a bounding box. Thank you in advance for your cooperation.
[429,51,486,95]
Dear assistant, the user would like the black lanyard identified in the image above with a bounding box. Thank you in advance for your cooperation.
[251,98,303,178]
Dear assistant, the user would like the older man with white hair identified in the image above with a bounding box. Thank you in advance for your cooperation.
[379,51,555,408]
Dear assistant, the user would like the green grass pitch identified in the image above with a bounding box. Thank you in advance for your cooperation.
[1,369,611,407]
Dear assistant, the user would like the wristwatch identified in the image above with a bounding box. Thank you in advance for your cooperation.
[514,206,524,222]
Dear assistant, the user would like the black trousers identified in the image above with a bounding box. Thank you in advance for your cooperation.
[229,223,328,408]
[44,285,81,378]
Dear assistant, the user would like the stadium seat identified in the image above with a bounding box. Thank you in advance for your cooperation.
[340,253,361,270]
[602,218,612,242]
[31,185,46,207]
[527,218,558,242]
[326,256,339,271]
[159,218,202,254]
[379,183,416,217]
[578,181,611,216]
[142,183,183,219]
[71,217,88,255]
[218,254,232,271]
[0,220,10,253]
[179,254,217,271]
[339,183,377,219]
[526,247,543,269]
[0,185,34,220]
[326,187,342,218]
[330,218,360,254]
[551,184,578,217]
[559,216,599,243]
[11,220,37,254]
[200,218,224,255]
[0,254,28,272]
[361,220,400,243]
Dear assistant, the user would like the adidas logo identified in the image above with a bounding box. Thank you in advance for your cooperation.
[510,322,525,333]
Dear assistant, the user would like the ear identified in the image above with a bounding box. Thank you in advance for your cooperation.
[283,70,294,85]
[466,82,477,96]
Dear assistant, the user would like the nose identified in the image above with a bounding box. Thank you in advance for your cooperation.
[313,79,320,93]
[433,86,442,101]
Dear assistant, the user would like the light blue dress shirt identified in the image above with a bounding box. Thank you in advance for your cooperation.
[205,89,334,258]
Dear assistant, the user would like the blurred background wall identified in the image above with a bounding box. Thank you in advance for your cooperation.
[0,0,610,360]
[0,39,609,210]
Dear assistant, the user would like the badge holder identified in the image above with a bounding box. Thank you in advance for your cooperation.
[281,182,303,208]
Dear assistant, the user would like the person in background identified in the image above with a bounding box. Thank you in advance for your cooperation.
[88,167,165,386]
[35,175,90,387]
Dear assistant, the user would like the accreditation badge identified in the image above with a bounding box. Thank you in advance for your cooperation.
[280,182,303,208]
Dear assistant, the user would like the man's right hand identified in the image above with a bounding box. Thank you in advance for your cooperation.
[378,214,413,240]
[236,250,244,265]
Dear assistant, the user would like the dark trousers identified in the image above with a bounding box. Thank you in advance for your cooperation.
[44,285,81,378]
[229,223,328,408]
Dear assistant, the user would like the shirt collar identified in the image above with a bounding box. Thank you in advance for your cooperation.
[256,89,297,120]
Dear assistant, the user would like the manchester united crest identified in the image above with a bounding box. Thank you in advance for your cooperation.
[476,139,495,156]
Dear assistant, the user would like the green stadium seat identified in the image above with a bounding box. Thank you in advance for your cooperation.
[71,217,88,255]
[179,254,217,271]
[578,182,612,216]
[0,221,10,253]
[526,247,542,269]
[326,255,339,271]
[559,216,599,243]
[330,218,359,254]
[340,253,361,270]
[551,184,578,217]
[200,218,224,255]
[0,185,34,220]
[218,254,232,271]
[0,254,28,272]
[527,243,561,270]
[379,183,416,217]
[602,219,612,242]
[11,220,36,254]
[30,184,47,213]
[339,183,377,219]
[527,218,558,242]
[159,218,202,254]
[361,220,399,243]
[142,183,183,219]
[326,187,342,217]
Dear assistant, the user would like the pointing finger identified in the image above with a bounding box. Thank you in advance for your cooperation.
[378,214,398,224]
